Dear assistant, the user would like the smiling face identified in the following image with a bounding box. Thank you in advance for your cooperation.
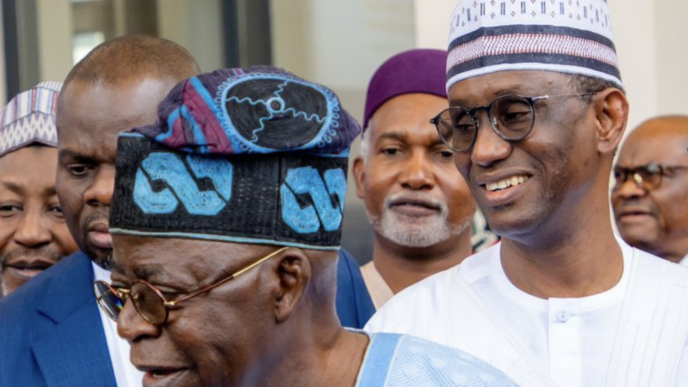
[354,93,476,250]
[449,71,604,239]
[612,118,688,261]
[56,77,175,269]
[0,146,78,295]
[112,236,281,387]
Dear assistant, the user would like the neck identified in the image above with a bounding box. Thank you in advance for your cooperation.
[372,230,473,294]
[252,309,368,387]
[650,241,688,264]
[500,188,624,298]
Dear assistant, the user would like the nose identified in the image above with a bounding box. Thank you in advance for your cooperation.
[14,208,51,248]
[117,296,161,342]
[470,113,512,167]
[84,166,115,208]
[399,150,435,190]
[613,174,647,199]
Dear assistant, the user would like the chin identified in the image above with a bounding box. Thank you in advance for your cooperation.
[483,207,549,241]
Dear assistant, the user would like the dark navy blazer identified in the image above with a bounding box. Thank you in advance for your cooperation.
[0,249,373,387]
[0,251,116,387]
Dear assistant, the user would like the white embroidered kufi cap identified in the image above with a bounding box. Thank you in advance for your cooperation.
[0,81,62,158]
[446,0,622,91]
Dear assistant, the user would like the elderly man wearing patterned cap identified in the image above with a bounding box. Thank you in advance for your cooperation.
[367,1,688,386]
[354,49,489,309]
[0,82,78,297]
[96,66,519,387]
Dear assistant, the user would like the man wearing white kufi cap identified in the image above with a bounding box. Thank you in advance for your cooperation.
[366,1,688,386]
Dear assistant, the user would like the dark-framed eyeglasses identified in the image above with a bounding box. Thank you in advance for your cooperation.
[94,246,289,326]
[430,93,598,153]
[613,162,688,191]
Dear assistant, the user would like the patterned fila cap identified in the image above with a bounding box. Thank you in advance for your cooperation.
[446,0,622,91]
[0,82,62,158]
[110,66,360,250]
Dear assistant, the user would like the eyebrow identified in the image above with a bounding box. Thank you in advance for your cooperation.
[1,181,24,194]
[58,149,96,163]
[376,132,408,143]
[134,265,167,282]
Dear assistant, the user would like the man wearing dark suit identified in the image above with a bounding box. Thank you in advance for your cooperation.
[0,35,201,387]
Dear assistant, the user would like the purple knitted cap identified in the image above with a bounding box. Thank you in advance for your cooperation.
[363,49,448,131]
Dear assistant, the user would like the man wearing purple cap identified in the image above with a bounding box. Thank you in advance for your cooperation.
[353,49,484,309]
[0,82,78,297]
[367,1,688,386]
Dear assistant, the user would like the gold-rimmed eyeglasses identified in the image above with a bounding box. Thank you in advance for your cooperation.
[94,246,288,326]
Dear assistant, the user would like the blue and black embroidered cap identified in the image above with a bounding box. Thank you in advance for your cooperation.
[110,66,361,250]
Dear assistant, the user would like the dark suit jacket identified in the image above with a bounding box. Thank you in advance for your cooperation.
[336,249,375,328]
[0,251,117,387]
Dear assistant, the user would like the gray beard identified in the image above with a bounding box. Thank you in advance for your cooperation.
[366,197,471,248]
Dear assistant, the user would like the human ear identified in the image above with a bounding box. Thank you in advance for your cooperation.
[353,157,366,199]
[273,249,311,323]
[594,89,629,155]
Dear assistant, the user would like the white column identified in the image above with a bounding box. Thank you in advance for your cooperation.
[36,0,73,83]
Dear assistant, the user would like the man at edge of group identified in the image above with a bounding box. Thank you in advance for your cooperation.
[0,82,78,297]
[96,65,519,387]
[0,35,200,387]
[366,1,688,386]
[354,49,480,309]
[613,116,688,266]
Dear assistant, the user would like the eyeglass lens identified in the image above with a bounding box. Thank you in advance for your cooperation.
[613,164,662,190]
[436,95,535,152]
[94,280,168,325]
[131,282,168,325]
[94,281,124,321]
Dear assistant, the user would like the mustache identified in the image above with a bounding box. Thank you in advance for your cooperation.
[0,246,63,268]
[383,192,448,214]
[83,211,110,231]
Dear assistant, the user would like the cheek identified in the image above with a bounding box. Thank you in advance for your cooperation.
[53,223,78,254]
[0,220,17,251]
[362,164,396,212]
[453,153,471,178]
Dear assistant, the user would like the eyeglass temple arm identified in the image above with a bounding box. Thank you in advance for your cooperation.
[165,246,290,307]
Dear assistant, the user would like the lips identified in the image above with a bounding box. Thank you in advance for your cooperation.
[3,257,56,280]
[138,366,190,387]
[616,207,654,223]
[387,196,442,217]
[88,222,112,250]
[475,170,533,207]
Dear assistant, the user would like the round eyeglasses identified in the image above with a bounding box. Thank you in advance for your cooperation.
[94,246,288,326]
[430,93,598,152]
[613,163,688,191]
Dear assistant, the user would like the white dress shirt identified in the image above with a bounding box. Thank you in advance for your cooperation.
[93,263,144,387]
[366,240,688,387]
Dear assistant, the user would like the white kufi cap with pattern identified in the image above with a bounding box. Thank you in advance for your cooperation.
[446,0,622,91]
[0,81,62,158]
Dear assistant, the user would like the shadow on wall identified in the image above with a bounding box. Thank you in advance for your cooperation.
[341,203,374,265]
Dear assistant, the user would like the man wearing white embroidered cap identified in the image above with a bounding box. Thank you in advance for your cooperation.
[366,1,688,386]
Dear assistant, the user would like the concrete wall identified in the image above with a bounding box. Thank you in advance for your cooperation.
[0,2,6,105]
[36,0,73,84]
[156,0,224,72]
